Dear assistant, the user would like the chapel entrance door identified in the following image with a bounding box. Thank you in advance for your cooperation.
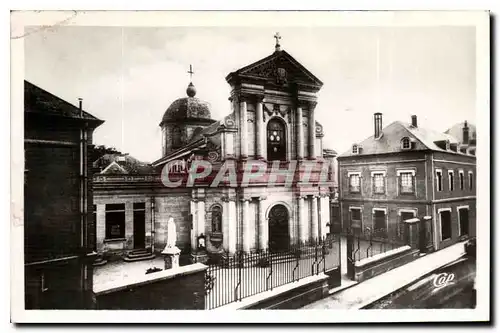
[268,204,289,252]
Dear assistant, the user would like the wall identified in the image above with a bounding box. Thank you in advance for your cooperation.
[94,264,207,310]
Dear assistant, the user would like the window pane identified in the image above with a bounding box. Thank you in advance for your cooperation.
[400,173,414,193]
[133,202,146,210]
[106,203,125,211]
[349,174,360,192]
[373,174,384,193]
[106,211,125,239]
[440,211,452,240]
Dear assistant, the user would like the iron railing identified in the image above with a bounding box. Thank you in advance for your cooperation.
[204,234,340,310]
[348,226,409,263]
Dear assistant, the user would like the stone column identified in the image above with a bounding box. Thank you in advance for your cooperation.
[308,103,316,159]
[255,97,264,160]
[258,197,268,251]
[298,196,307,243]
[240,98,248,159]
[241,198,251,252]
[296,106,304,160]
[228,198,237,254]
[190,199,197,251]
[311,195,319,241]
[197,200,205,237]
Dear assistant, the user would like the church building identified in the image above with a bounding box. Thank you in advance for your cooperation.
[93,35,337,260]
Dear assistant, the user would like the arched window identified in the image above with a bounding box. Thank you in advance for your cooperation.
[211,205,222,233]
[172,126,182,149]
[401,137,411,150]
[267,118,287,161]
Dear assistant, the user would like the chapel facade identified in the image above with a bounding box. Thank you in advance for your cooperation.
[93,36,337,259]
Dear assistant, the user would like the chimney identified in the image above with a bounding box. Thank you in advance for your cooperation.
[374,113,383,138]
[411,115,418,128]
[463,120,469,144]
[78,98,83,117]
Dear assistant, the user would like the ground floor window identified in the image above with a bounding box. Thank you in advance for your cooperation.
[105,203,125,239]
[373,209,387,237]
[458,207,469,236]
[349,208,362,231]
[440,209,452,241]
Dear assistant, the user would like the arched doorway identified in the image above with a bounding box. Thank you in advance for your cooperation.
[267,118,287,161]
[268,204,290,252]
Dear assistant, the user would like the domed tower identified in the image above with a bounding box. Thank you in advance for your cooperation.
[159,66,216,156]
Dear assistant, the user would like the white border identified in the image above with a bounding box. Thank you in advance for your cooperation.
[8,8,491,324]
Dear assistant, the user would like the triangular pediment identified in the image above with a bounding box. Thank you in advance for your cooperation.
[227,50,323,90]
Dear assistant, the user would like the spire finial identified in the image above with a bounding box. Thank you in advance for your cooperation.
[186,64,196,97]
[274,32,281,51]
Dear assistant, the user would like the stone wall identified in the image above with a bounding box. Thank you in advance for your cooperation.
[94,263,207,310]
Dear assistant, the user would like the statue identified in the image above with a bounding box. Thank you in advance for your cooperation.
[166,217,177,248]
[162,217,180,269]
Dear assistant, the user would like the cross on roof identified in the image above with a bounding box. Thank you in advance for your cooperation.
[274,32,281,45]
[274,32,282,51]
[187,64,194,81]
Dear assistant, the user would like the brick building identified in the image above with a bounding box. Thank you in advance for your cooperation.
[337,113,476,252]
[24,81,104,309]
[93,38,337,259]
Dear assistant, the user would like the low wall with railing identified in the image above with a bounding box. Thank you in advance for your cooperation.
[205,235,341,310]
[347,227,420,282]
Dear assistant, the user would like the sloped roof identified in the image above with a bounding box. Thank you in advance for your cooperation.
[93,153,154,175]
[339,121,461,158]
[445,121,477,145]
[24,80,104,125]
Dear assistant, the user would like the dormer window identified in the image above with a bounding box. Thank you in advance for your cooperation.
[352,144,359,154]
[445,140,451,150]
[401,137,411,150]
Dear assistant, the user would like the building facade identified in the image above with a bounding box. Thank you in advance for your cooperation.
[24,81,104,309]
[93,39,337,259]
[337,113,476,252]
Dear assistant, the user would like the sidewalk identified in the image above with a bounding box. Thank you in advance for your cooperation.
[302,241,467,309]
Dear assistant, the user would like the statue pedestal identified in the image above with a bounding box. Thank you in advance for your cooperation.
[162,246,181,270]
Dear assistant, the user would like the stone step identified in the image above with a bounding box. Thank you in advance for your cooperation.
[128,249,150,255]
[126,251,153,259]
[92,258,108,267]
[123,253,156,262]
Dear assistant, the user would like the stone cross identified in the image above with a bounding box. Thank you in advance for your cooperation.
[274,32,281,51]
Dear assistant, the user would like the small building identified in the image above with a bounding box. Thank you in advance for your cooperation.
[337,113,476,252]
[24,81,104,309]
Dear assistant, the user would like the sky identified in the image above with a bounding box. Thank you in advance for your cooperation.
[24,26,476,163]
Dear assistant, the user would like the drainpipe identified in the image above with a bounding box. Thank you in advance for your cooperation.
[151,196,155,253]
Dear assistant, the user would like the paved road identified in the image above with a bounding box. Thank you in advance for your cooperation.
[364,255,476,309]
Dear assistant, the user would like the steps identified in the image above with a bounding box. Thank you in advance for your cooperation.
[123,249,156,262]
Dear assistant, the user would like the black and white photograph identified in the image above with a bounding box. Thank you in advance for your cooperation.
[9,9,490,323]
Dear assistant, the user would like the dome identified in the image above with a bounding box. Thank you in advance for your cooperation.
[160,82,212,125]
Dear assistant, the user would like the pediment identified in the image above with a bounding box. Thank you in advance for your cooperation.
[228,51,323,90]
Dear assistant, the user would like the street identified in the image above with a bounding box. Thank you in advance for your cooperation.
[364,254,476,309]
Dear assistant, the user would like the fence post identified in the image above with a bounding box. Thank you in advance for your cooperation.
[404,218,421,250]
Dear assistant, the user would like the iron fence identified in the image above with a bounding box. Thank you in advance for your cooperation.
[348,226,409,263]
[204,234,340,310]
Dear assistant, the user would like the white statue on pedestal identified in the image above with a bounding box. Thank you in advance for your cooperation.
[162,217,181,269]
